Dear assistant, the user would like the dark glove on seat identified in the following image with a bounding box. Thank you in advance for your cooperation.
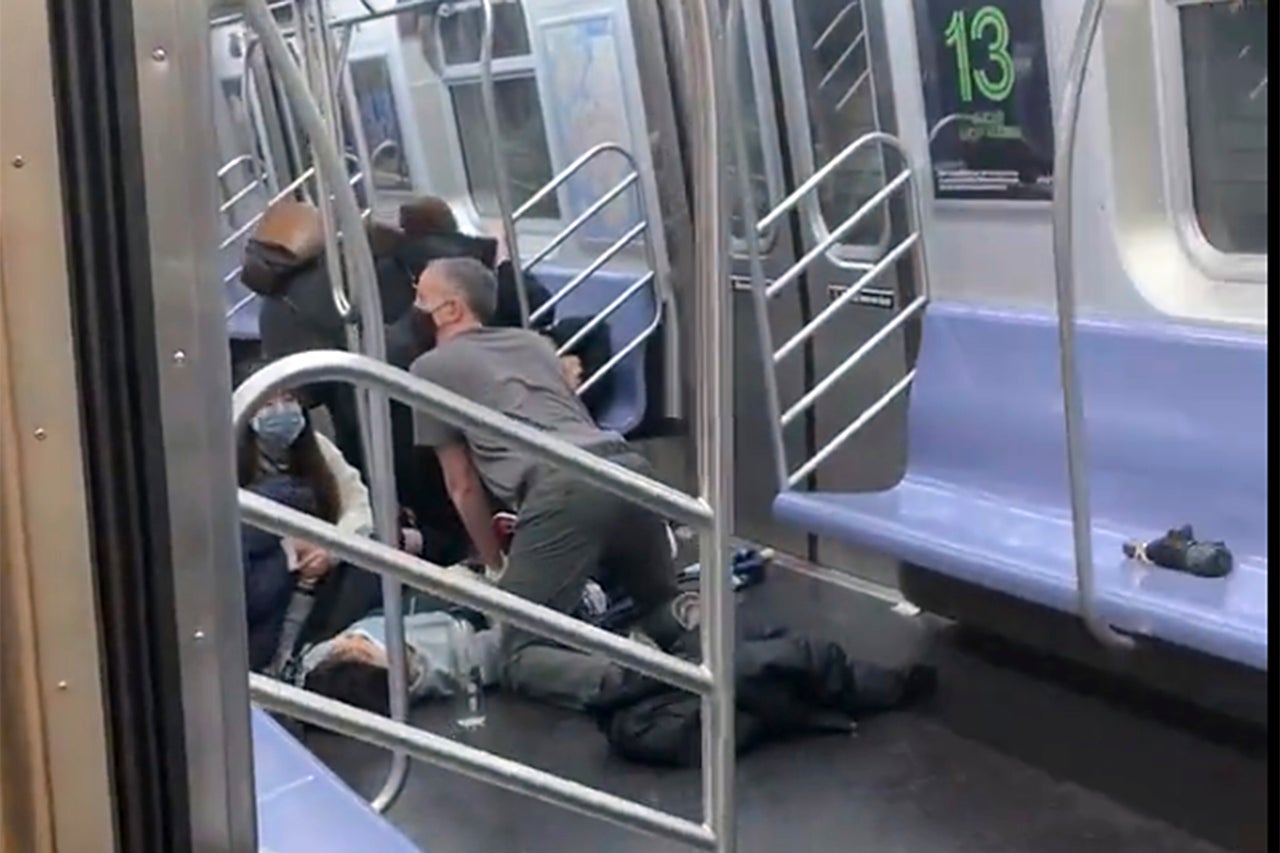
[1122,524,1233,578]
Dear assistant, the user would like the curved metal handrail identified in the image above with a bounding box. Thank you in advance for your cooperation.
[757,130,911,233]
[737,121,930,492]
[232,352,712,530]
[512,142,640,221]
[479,0,530,326]
[297,0,355,323]
[1052,0,1133,651]
[511,140,664,398]
[217,166,363,252]
[243,0,412,812]
[217,153,259,180]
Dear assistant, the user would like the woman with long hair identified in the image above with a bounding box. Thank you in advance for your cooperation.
[237,367,383,671]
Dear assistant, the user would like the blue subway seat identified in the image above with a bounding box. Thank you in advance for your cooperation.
[774,302,1267,670]
[254,708,423,852]
[535,265,659,435]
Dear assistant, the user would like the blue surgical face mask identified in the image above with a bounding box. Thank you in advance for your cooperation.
[251,399,306,462]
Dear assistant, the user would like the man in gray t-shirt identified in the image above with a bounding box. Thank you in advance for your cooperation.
[408,258,694,710]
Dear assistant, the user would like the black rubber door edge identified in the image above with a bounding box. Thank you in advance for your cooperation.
[45,0,193,850]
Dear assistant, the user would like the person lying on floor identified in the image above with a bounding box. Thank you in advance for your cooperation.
[293,516,612,712]
[295,607,502,714]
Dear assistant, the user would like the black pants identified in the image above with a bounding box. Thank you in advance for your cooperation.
[297,561,383,649]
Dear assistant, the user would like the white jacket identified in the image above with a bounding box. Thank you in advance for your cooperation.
[313,432,374,538]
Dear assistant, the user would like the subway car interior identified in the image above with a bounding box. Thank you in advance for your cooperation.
[0,0,1270,852]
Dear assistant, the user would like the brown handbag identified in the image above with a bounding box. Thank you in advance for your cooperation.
[252,198,324,263]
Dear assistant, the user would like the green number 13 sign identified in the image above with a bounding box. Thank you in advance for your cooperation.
[914,0,1054,201]
[943,6,1015,103]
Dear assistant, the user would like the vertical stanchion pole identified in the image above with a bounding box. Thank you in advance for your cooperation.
[685,0,735,849]
[243,0,411,812]
[1051,0,1131,651]
[479,0,531,326]
[724,0,787,494]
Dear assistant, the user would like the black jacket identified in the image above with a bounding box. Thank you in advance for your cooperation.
[587,626,938,767]
[246,239,416,475]
[541,315,614,419]
[391,230,554,330]
[242,475,318,672]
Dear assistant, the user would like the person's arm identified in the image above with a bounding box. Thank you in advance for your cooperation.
[314,431,374,537]
[436,442,503,571]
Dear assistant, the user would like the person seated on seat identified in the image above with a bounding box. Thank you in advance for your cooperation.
[395,195,554,329]
[408,257,694,711]
[242,200,415,474]
[239,199,473,564]
[238,374,413,667]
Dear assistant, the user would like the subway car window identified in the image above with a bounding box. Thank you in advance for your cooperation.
[437,0,531,64]
[349,57,413,191]
[793,0,885,246]
[1180,0,1268,256]
[432,0,560,219]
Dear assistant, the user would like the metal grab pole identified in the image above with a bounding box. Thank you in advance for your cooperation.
[1052,0,1131,651]
[233,352,713,528]
[336,40,378,219]
[251,675,717,848]
[725,0,787,493]
[242,0,414,811]
[683,0,735,848]
[298,0,354,321]
[479,0,531,327]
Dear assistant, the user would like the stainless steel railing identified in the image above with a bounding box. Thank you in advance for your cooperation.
[474,0,683,420]
[1051,0,1132,651]
[231,349,733,849]
[479,0,531,326]
[736,122,930,491]
[515,142,664,397]
[244,0,410,812]
[239,0,733,843]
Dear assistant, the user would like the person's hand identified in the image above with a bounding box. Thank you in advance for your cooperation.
[401,527,424,556]
[290,539,336,582]
[491,228,510,265]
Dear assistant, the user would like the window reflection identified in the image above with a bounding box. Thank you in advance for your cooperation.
[792,0,886,246]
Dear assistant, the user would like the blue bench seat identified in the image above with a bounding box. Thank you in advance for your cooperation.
[775,302,1267,670]
[254,708,422,852]
[537,265,659,435]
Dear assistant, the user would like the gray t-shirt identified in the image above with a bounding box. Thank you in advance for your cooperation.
[409,326,620,508]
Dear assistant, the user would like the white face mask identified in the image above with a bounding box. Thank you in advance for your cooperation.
[251,399,306,461]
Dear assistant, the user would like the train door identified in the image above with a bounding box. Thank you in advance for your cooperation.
[727,0,810,557]
[766,0,915,585]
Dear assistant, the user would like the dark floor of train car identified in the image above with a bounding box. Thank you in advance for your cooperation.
[302,567,1267,853]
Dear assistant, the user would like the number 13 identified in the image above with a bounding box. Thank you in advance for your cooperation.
[943,6,1015,103]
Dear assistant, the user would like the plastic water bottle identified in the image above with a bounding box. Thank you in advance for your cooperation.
[455,666,487,733]
[451,621,486,733]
